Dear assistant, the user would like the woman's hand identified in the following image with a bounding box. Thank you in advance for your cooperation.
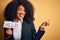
[6,28,12,36]
[40,20,50,30]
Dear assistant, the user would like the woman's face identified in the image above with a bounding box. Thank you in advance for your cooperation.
[16,5,26,20]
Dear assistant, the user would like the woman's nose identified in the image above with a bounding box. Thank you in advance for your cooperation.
[21,11,25,14]
[19,11,25,15]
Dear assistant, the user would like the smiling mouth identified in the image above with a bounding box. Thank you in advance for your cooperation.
[19,14,25,17]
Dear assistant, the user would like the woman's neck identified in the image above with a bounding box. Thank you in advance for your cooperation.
[14,18,21,22]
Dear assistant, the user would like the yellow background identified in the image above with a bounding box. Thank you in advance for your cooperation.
[0,0,60,40]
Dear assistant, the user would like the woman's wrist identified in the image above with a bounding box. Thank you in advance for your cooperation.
[39,26,45,31]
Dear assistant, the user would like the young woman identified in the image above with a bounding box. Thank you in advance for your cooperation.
[4,0,49,40]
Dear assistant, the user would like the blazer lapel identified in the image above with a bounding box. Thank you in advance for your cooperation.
[21,21,27,40]
[21,21,30,40]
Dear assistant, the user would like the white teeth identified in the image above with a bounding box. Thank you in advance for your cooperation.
[19,14,24,17]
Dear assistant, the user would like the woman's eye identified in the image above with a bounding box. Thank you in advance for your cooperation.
[18,9,21,11]
[17,8,25,12]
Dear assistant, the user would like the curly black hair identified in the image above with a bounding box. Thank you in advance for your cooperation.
[4,0,35,23]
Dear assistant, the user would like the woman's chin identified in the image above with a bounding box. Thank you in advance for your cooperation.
[19,18,23,20]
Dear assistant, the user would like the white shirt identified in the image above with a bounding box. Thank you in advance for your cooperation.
[13,20,23,40]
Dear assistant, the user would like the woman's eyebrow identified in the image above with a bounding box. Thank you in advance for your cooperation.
[18,7,24,10]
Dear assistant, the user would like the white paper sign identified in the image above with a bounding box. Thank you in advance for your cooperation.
[3,21,18,28]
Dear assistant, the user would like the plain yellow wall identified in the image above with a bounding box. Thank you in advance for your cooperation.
[0,0,60,40]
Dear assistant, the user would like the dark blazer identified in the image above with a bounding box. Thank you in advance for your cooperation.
[4,21,45,40]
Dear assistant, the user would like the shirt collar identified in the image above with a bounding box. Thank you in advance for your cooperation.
[14,19,23,23]
[20,19,23,23]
